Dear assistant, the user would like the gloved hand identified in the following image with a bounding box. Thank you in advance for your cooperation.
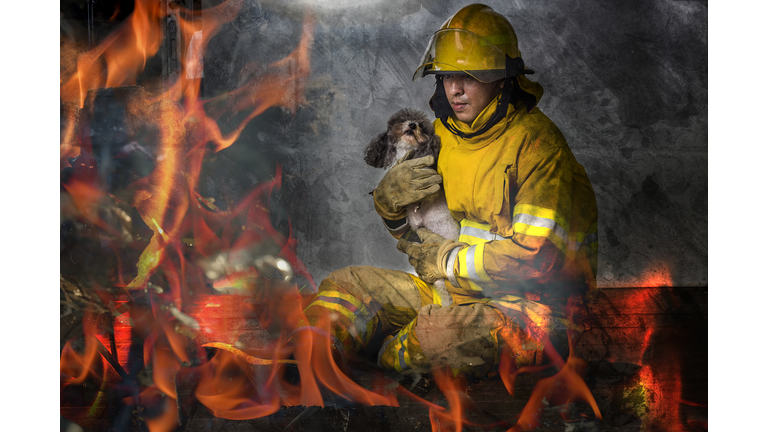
[373,152,443,220]
[397,227,466,284]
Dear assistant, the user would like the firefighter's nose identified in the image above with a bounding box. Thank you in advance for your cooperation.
[445,78,464,96]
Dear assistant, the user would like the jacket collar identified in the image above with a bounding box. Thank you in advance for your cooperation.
[445,93,518,147]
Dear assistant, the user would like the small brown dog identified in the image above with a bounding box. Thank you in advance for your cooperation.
[364,109,459,241]
[364,108,440,169]
[364,109,459,302]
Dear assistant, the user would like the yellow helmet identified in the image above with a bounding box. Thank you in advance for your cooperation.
[413,4,534,82]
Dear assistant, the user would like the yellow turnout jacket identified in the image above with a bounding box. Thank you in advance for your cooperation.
[437,85,598,309]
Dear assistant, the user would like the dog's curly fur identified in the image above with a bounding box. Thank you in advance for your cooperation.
[364,108,441,169]
[364,109,460,305]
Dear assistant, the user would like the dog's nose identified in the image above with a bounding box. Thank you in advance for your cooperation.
[408,122,417,130]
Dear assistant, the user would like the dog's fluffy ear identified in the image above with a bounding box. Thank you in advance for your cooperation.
[364,132,393,168]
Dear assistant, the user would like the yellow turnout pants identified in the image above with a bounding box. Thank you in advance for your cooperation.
[301,266,559,378]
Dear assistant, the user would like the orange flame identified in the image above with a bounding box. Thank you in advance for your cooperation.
[60,2,401,429]
[146,398,179,432]
[62,179,124,238]
[61,0,245,107]
[112,18,315,297]
[592,279,698,431]
[123,386,180,432]
[634,362,687,430]
[496,327,602,430]
[60,310,103,386]
[60,102,81,168]
[103,0,164,89]
[152,339,181,399]
[429,367,467,432]
[507,341,602,431]
[187,283,397,420]
[61,0,163,107]
[625,286,689,430]
[195,349,283,420]
[204,16,315,153]
[60,0,317,302]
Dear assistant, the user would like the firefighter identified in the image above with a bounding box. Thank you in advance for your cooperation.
[300,4,598,378]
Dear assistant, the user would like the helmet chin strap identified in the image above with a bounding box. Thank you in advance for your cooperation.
[431,77,515,140]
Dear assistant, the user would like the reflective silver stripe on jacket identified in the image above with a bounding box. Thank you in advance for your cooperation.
[512,212,569,243]
[464,245,483,283]
[446,246,461,288]
[460,225,504,241]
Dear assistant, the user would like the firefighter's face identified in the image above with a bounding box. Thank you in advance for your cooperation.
[443,75,505,124]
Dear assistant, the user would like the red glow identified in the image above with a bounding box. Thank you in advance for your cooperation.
[606,279,695,430]
[636,265,673,288]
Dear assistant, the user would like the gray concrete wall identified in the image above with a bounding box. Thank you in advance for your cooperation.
[201,0,707,288]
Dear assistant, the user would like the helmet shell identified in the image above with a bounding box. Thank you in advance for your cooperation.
[413,4,531,82]
[443,4,522,59]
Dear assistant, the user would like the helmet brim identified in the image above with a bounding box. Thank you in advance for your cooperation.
[414,63,508,83]
[412,29,533,82]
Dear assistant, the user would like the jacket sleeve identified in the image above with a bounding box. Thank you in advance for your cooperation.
[452,145,577,293]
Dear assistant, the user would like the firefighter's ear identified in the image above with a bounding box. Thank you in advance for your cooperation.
[364,132,391,168]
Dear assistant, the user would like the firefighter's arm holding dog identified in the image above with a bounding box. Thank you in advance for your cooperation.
[373,152,442,221]
[397,228,467,283]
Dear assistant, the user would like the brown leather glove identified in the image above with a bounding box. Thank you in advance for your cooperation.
[397,228,466,283]
[373,153,443,220]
